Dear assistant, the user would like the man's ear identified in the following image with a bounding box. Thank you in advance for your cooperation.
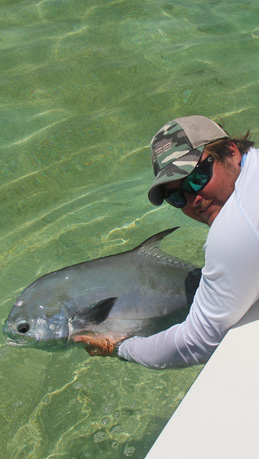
[228,142,242,164]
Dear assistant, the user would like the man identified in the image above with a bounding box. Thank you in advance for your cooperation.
[73,115,259,368]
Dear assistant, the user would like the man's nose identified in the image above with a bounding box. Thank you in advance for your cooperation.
[184,192,203,207]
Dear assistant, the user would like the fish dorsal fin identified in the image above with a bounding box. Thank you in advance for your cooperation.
[71,297,117,327]
[135,227,179,258]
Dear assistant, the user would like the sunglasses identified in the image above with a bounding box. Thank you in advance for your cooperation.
[165,155,214,208]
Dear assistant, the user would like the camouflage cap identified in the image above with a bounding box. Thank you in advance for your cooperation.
[148,115,229,205]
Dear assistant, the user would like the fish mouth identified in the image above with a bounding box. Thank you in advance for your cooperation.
[6,337,29,347]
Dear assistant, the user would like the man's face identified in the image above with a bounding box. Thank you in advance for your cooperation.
[164,143,242,226]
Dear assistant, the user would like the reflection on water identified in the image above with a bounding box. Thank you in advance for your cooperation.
[1,346,201,458]
[0,0,258,457]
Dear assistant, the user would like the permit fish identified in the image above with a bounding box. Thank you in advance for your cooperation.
[3,228,201,350]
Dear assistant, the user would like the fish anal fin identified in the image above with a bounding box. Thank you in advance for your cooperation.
[71,297,117,327]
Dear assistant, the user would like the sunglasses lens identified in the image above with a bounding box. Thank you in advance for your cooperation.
[183,170,210,193]
[183,156,214,193]
[165,157,214,208]
[166,190,186,208]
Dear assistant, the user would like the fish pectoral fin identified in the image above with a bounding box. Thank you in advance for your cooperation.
[71,297,118,327]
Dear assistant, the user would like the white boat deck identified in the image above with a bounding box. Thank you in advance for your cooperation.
[145,300,259,459]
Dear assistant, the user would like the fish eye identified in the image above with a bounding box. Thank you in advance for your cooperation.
[17,322,30,334]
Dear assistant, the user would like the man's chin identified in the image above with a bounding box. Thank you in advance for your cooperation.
[207,208,221,226]
[200,203,221,226]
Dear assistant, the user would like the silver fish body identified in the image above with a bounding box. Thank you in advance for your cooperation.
[3,228,201,350]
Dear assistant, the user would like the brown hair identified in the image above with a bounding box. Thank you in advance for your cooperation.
[205,131,254,162]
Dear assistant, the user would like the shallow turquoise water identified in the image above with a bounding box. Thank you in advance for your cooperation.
[0,0,258,457]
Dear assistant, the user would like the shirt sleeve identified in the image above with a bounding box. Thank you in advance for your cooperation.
[118,192,259,369]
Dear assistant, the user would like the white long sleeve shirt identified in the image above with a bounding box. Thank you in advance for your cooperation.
[118,147,259,368]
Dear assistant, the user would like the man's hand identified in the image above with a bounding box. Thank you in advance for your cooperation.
[71,334,127,356]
